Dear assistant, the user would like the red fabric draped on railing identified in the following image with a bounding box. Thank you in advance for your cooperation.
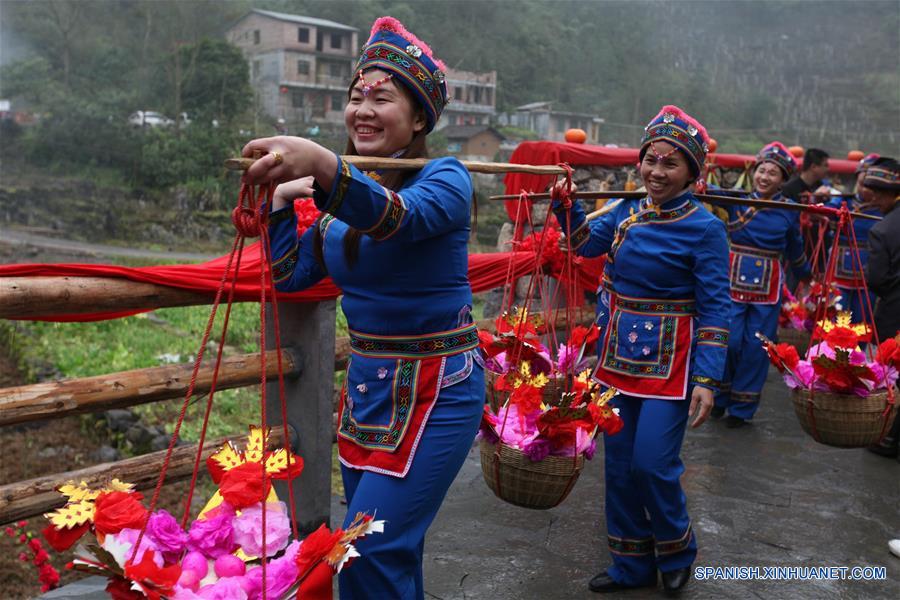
[0,245,605,322]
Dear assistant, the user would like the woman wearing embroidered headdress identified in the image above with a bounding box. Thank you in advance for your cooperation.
[712,142,811,428]
[242,17,482,599]
[551,106,730,593]
[823,153,881,324]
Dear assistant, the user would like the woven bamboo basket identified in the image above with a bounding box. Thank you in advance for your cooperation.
[479,439,584,510]
[777,326,811,355]
[484,372,566,412]
[791,387,897,448]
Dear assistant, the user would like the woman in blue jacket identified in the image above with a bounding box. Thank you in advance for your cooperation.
[243,17,482,600]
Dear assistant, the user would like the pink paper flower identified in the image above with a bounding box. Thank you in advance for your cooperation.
[187,504,236,559]
[232,502,291,558]
[242,540,301,600]
[146,510,188,563]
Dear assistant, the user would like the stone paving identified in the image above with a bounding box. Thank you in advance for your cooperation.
[44,369,899,599]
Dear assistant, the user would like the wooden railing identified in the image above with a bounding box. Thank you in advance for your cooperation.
[0,276,337,534]
[0,275,594,529]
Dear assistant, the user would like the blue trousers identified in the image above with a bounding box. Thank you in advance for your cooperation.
[715,300,780,420]
[837,286,875,326]
[604,394,696,585]
[338,365,483,600]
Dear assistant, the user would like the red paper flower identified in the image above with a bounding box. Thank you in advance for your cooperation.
[570,324,600,352]
[294,198,321,236]
[823,326,863,350]
[536,408,589,449]
[766,343,800,373]
[589,403,623,436]
[106,577,143,600]
[218,461,272,509]
[123,550,180,600]
[507,384,544,414]
[93,491,148,536]
[41,522,90,552]
[812,352,876,394]
[876,337,900,369]
[295,523,344,582]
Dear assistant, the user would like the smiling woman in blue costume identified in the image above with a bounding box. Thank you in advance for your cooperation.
[242,17,483,600]
[824,153,881,324]
[713,142,811,428]
[551,105,730,594]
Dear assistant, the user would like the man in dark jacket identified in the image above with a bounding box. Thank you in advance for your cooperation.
[782,148,830,202]
[864,157,900,461]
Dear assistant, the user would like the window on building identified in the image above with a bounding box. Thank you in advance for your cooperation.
[298,27,309,43]
[330,93,345,111]
[253,30,260,45]
[329,62,344,77]
[330,34,342,49]
[297,60,310,75]
[252,60,260,78]
[454,87,464,101]
[292,90,304,108]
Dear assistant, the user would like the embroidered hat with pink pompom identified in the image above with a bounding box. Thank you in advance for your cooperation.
[639,105,710,177]
[355,16,449,132]
[755,141,800,180]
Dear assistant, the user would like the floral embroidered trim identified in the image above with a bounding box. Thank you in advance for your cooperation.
[339,359,417,451]
[656,523,694,556]
[690,375,722,389]
[615,294,697,315]
[349,324,479,359]
[731,391,760,403]
[272,243,298,284]
[696,327,729,347]
[608,534,654,556]
[357,42,445,109]
[364,187,406,241]
[323,159,353,215]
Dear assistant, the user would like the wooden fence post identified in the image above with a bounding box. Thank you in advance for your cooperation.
[266,300,336,534]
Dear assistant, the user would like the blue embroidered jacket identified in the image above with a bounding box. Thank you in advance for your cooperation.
[553,191,731,392]
[724,192,811,303]
[267,155,479,441]
[825,194,880,286]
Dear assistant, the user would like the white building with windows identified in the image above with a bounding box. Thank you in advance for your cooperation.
[227,9,359,128]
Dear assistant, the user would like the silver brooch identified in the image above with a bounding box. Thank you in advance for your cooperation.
[663,113,675,123]
[433,69,445,84]
[406,44,422,58]
[356,383,368,394]
[377,367,388,380]
[687,125,698,136]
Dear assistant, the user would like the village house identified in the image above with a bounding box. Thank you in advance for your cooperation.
[227,9,359,130]
[500,101,604,144]
[441,125,505,161]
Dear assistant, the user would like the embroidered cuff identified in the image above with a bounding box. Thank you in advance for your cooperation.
[690,375,722,390]
[696,326,729,347]
[362,187,407,241]
[656,523,694,556]
[608,534,654,556]
[314,153,353,215]
[569,220,591,250]
[272,243,298,284]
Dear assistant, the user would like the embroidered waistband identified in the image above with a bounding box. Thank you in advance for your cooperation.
[614,293,696,316]
[349,323,479,358]
[731,243,781,260]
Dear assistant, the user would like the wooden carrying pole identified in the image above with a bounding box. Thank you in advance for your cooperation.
[225,155,568,176]
[0,429,286,526]
[0,349,300,427]
[489,190,882,221]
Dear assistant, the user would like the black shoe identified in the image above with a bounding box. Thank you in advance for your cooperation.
[588,572,656,593]
[661,567,691,594]
[866,440,898,458]
[710,406,725,419]
[725,415,747,429]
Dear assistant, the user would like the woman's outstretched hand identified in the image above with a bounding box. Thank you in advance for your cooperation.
[241,136,337,189]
